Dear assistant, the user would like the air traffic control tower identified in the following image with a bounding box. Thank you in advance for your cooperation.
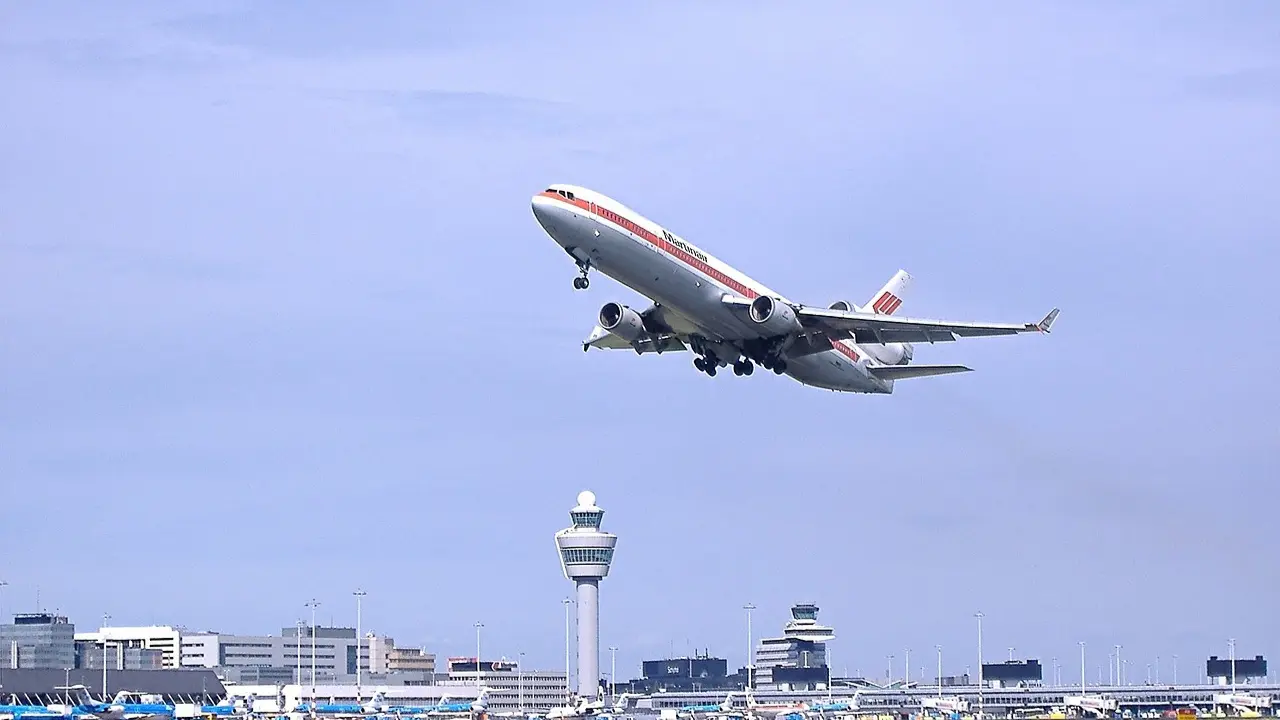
[555,490,617,700]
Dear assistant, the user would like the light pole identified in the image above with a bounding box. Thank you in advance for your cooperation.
[975,612,984,717]
[296,620,303,688]
[354,589,367,701]
[1223,635,1233,686]
[609,646,618,704]
[1115,645,1122,686]
[101,613,111,700]
[518,652,526,713]
[1079,642,1086,695]
[887,654,894,683]
[936,645,943,697]
[743,604,756,692]
[0,580,8,626]
[826,646,833,702]
[563,598,572,701]
[1008,647,1015,661]
[905,649,910,688]
[475,622,484,689]
[1156,656,1161,685]
[1173,655,1179,685]
[306,599,321,701]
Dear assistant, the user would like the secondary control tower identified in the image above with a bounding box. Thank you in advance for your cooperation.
[554,490,618,699]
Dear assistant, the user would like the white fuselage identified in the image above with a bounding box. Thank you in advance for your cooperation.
[531,185,893,393]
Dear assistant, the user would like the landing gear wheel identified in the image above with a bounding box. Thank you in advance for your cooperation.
[693,357,706,372]
[773,361,787,375]
[705,364,717,377]
[572,276,589,290]
[733,360,755,376]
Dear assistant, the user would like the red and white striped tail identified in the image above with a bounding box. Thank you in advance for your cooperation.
[866,269,913,315]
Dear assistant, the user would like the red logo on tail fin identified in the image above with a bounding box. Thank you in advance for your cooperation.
[873,293,901,314]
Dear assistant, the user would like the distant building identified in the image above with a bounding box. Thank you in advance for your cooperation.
[0,668,226,704]
[75,626,183,669]
[626,653,737,693]
[981,660,1042,688]
[180,625,376,682]
[443,657,569,712]
[74,641,164,670]
[367,636,436,674]
[1207,655,1267,685]
[0,613,76,669]
[753,604,834,691]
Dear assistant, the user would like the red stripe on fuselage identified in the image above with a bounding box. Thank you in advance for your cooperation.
[540,191,861,362]
[540,191,759,300]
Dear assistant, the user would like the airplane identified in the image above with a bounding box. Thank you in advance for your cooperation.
[199,693,255,717]
[293,691,388,715]
[676,693,737,719]
[46,687,173,720]
[539,692,631,720]
[420,688,490,716]
[531,185,1058,393]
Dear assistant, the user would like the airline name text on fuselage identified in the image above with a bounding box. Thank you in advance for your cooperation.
[661,229,709,265]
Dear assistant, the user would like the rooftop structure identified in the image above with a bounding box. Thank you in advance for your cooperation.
[75,625,182,669]
[554,490,618,700]
[753,604,835,691]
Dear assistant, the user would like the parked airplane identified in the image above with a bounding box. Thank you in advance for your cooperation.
[676,693,737,719]
[199,693,256,717]
[421,688,490,716]
[46,687,173,720]
[531,185,1057,393]
[294,691,387,715]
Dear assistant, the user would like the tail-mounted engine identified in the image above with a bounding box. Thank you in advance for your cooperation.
[865,342,914,365]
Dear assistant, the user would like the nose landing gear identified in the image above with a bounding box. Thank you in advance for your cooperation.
[571,258,591,290]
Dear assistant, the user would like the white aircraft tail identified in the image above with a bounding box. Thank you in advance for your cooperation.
[865,269,912,315]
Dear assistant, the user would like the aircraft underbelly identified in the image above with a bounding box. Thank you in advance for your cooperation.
[785,351,885,393]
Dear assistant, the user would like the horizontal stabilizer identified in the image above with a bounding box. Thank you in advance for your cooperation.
[867,364,973,380]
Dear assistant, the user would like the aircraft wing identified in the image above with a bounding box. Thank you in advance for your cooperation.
[582,324,688,354]
[797,305,1059,344]
[722,295,1058,345]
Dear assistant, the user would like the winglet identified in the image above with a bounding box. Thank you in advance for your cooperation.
[1035,307,1060,333]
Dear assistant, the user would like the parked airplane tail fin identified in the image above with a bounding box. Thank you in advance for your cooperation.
[866,269,913,315]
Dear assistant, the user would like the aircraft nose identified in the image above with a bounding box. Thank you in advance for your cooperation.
[531,193,559,232]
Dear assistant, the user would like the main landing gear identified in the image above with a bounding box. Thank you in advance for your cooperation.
[692,355,756,378]
[572,260,591,290]
[692,356,718,377]
[760,356,788,375]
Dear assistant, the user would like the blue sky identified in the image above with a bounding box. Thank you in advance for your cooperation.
[2,0,1277,685]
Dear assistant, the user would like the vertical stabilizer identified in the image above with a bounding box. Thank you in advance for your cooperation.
[866,269,913,315]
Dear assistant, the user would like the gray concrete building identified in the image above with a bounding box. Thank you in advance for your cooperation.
[180,625,372,682]
[1,613,76,670]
